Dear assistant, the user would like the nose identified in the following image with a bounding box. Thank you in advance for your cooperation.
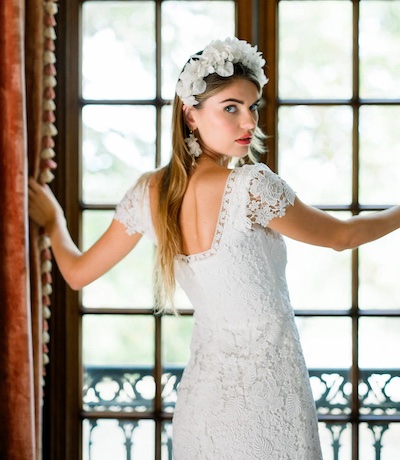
[241,109,258,130]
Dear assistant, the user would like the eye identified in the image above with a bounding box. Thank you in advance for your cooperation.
[224,105,237,113]
[250,103,260,112]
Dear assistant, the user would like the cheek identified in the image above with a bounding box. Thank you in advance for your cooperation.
[196,111,236,144]
[209,114,235,132]
[200,117,228,138]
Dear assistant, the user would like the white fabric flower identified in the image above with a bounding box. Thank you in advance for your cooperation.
[185,133,202,157]
[176,37,268,106]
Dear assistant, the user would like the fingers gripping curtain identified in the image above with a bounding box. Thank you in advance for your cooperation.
[0,1,58,459]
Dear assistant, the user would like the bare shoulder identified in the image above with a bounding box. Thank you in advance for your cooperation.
[144,169,162,188]
[190,165,232,199]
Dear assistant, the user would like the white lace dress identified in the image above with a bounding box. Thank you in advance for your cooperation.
[114,163,323,460]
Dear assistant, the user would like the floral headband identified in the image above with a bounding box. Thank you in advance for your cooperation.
[176,37,268,106]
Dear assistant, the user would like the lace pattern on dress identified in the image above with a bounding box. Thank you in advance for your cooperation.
[113,179,150,236]
[244,163,295,229]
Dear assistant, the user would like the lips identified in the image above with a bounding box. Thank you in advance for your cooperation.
[235,135,252,145]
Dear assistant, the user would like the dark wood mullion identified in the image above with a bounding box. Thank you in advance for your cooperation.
[351,1,361,459]
[44,1,81,458]
[79,203,400,213]
[258,0,278,170]
[83,411,175,422]
[52,1,84,459]
[236,0,254,43]
[80,307,400,317]
[295,309,400,317]
[154,2,163,459]
[358,310,400,317]
[155,107,163,171]
[81,307,195,316]
[68,2,84,460]
[81,97,400,107]
[83,411,400,423]
[154,314,163,460]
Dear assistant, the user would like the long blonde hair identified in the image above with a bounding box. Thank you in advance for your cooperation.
[153,63,267,311]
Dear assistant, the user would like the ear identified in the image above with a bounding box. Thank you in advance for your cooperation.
[182,105,197,131]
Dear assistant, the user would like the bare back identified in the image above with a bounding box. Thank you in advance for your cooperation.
[149,164,231,256]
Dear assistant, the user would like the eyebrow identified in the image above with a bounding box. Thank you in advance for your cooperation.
[219,98,261,105]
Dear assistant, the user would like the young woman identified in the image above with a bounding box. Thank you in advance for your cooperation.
[29,37,400,459]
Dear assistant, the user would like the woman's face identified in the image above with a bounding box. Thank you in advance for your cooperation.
[186,79,260,159]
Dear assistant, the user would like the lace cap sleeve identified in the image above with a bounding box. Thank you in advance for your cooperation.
[245,163,295,228]
[114,179,150,236]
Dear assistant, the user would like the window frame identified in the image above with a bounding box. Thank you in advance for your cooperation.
[45,1,400,459]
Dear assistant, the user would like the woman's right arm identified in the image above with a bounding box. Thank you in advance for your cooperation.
[269,195,400,251]
[28,178,142,290]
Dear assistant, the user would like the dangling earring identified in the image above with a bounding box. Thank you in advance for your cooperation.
[185,131,202,166]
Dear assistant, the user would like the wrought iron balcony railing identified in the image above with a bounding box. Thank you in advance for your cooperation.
[83,366,400,459]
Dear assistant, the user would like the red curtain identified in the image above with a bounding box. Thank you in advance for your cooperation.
[0,1,57,458]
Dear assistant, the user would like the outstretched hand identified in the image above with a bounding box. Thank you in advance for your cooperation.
[28,178,64,233]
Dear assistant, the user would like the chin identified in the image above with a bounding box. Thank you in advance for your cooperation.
[232,150,250,159]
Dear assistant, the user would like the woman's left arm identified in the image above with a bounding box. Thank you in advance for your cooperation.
[28,178,142,290]
[268,196,400,251]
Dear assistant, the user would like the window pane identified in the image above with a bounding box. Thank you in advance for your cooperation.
[278,106,353,205]
[279,1,352,99]
[359,318,400,417]
[161,1,235,100]
[359,423,400,460]
[360,2,400,99]
[359,318,400,369]
[296,317,352,368]
[83,419,155,460]
[82,1,155,100]
[318,422,351,460]
[359,106,400,205]
[162,316,193,366]
[82,315,155,413]
[82,211,155,309]
[285,216,352,310]
[82,105,156,204]
[359,227,400,310]
[83,315,154,366]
